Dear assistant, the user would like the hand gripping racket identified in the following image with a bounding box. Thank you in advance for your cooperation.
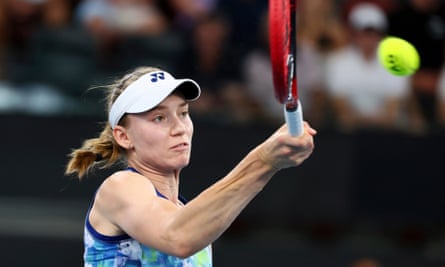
[269,0,303,136]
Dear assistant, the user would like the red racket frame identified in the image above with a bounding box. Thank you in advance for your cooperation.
[269,0,303,136]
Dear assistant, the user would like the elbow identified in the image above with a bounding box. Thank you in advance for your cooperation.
[167,239,202,259]
[160,217,216,258]
[172,245,197,259]
[161,231,206,259]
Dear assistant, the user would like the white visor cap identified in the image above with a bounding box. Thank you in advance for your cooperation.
[109,71,201,128]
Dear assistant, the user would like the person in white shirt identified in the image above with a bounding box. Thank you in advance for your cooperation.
[324,2,411,132]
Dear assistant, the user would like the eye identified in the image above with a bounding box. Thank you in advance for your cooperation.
[180,110,189,117]
[179,105,191,118]
[153,115,165,122]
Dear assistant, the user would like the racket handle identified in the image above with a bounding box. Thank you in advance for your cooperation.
[284,100,303,136]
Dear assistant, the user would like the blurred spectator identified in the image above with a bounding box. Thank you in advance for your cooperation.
[0,0,73,67]
[1,0,45,52]
[0,0,84,116]
[24,0,97,91]
[74,0,115,54]
[297,0,348,57]
[296,0,349,128]
[388,0,445,132]
[1,0,75,83]
[162,0,218,31]
[74,0,169,71]
[178,13,258,124]
[43,0,72,27]
[242,10,328,127]
[0,0,46,81]
[297,34,331,129]
[242,11,281,124]
[342,0,399,19]
[218,81,262,125]
[75,0,168,37]
[324,2,412,133]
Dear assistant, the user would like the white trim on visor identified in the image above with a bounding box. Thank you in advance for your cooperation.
[108,71,201,128]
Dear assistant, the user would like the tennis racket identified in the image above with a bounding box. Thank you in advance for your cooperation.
[269,0,303,136]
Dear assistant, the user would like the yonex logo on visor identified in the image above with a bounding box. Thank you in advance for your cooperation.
[150,72,165,82]
[108,71,201,129]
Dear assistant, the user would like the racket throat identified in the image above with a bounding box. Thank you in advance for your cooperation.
[286,53,297,105]
[285,100,298,112]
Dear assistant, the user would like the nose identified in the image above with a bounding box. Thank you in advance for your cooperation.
[170,115,187,135]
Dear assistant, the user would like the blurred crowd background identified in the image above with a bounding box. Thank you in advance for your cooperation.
[1,0,445,133]
[1,0,445,266]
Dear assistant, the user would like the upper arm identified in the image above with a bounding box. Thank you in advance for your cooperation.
[94,172,181,254]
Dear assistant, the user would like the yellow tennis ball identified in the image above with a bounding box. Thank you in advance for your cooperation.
[377,37,420,76]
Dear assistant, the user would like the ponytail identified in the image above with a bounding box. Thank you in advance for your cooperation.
[65,123,122,179]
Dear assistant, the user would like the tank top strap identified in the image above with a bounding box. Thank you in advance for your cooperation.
[126,167,188,204]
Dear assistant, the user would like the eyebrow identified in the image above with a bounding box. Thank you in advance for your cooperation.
[150,100,188,112]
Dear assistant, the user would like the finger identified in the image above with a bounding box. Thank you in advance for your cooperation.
[303,121,317,136]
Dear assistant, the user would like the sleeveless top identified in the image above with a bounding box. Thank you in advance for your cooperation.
[83,168,213,267]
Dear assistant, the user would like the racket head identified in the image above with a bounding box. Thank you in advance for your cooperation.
[269,0,297,106]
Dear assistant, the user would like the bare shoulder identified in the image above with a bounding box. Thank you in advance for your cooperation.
[105,170,154,190]
[88,171,158,236]
[95,171,157,210]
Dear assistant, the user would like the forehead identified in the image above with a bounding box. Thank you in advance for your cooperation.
[149,93,188,111]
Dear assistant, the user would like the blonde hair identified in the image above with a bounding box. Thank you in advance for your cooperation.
[65,66,162,179]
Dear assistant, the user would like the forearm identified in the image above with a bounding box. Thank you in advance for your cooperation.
[164,147,276,255]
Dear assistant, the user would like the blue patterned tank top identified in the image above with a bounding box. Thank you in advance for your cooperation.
[83,168,212,267]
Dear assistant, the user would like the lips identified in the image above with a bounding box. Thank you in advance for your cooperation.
[170,142,189,151]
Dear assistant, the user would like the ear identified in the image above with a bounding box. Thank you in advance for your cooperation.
[112,125,132,150]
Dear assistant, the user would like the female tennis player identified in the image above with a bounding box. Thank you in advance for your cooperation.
[65,66,316,266]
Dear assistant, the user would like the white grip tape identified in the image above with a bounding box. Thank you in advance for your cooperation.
[284,101,303,136]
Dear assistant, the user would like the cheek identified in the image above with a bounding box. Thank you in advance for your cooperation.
[131,126,164,150]
[144,130,166,148]
[182,117,194,137]
[187,122,194,136]
[187,124,195,142]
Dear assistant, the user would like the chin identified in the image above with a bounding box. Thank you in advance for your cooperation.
[175,158,190,169]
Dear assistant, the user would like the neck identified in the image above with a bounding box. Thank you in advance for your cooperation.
[127,166,180,203]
